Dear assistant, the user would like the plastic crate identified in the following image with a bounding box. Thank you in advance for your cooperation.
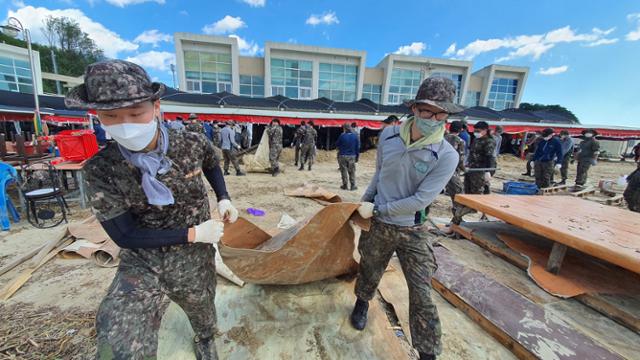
[502,181,539,195]
[55,130,99,161]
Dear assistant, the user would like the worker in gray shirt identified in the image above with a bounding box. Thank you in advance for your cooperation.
[352,77,460,360]
[220,121,245,176]
[557,130,574,185]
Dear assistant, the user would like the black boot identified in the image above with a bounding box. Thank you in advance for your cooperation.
[224,171,230,176]
[340,184,348,190]
[351,185,358,191]
[350,298,369,330]
[194,336,218,360]
[236,171,246,176]
[298,165,304,171]
[419,353,436,360]
[272,167,280,177]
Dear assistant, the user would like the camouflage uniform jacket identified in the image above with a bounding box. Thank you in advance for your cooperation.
[293,126,305,146]
[212,126,222,147]
[84,129,219,229]
[267,125,283,149]
[302,126,317,146]
[445,133,465,173]
[185,122,205,135]
[467,135,496,170]
[577,138,600,160]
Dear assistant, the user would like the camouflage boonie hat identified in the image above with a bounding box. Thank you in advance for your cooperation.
[405,76,465,114]
[65,60,165,110]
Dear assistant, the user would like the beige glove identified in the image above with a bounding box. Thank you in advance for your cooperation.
[193,219,224,244]
[218,199,239,223]
[484,172,492,182]
[357,202,375,219]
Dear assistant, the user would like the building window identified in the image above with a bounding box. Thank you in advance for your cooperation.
[318,63,358,102]
[0,56,33,93]
[183,50,232,94]
[270,58,312,99]
[239,75,264,97]
[430,72,463,103]
[464,91,481,107]
[388,68,422,104]
[487,77,518,110]
[362,84,382,103]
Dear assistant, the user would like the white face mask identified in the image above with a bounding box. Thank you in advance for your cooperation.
[584,133,593,138]
[102,116,158,151]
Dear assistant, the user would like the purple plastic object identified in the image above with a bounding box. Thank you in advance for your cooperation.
[246,208,266,216]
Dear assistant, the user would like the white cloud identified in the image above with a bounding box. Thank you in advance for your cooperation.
[134,29,171,47]
[202,15,246,35]
[626,13,640,41]
[538,65,568,75]
[229,35,262,56]
[240,0,265,7]
[449,25,618,62]
[394,42,426,56]
[125,51,175,72]
[7,5,138,57]
[306,11,339,26]
[11,0,25,7]
[443,43,456,56]
[105,0,165,7]
[179,10,188,16]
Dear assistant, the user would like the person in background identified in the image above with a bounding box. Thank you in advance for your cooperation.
[299,121,317,171]
[65,59,238,360]
[532,128,563,189]
[574,129,600,188]
[493,126,504,158]
[202,120,213,142]
[336,123,360,190]
[381,115,400,129]
[220,120,245,176]
[557,130,574,185]
[444,120,465,221]
[240,125,250,149]
[185,113,205,134]
[93,118,107,146]
[266,118,283,176]
[165,116,185,131]
[631,142,640,163]
[292,121,306,167]
[624,162,640,212]
[459,120,471,164]
[522,132,542,177]
[211,121,222,148]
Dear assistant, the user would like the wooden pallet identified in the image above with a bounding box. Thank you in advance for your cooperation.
[570,186,597,197]
[540,184,570,194]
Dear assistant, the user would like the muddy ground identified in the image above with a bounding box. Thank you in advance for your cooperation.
[0,147,637,359]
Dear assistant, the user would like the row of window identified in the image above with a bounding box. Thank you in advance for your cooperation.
[488,77,518,110]
[0,56,33,94]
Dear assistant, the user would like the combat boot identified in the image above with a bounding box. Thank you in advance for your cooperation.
[351,185,358,191]
[272,167,280,177]
[194,336,218,360]
[236,171,246,176]
[340,184,348,190]
[419,353,436,360]
[350,298,368,330]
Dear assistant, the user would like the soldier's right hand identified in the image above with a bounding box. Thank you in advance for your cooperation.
[191,219,224,245]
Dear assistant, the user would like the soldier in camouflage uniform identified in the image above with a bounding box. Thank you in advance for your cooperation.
[452,121,496,225]
[353,77,462,360]
[574,129,600,187]
[444,120,465,217]
[65,60,240,360]
[292,121,306,166]
[624,163,640,212]
[185,113,206,134]
[267,118,283,176]
[211,121,222,148]
[299,121,317,171]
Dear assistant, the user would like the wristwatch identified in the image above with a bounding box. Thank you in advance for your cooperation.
[372,205,380,217]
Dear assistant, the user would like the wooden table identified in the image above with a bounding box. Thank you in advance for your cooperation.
[15,160,89,209]
[455,194,640,275]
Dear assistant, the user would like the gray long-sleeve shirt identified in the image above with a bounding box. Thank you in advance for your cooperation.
[362,125,459,227]
[560,137,574,157]
[220,126,238,150]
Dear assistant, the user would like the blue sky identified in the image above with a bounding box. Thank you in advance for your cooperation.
[2,0,639,126]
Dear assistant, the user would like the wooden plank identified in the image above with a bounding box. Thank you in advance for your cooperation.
[0,243,47,277]
[546,242,568,274]
[606,195,624,205]
[454,194,640,274]
[454,221,640,333]
[540,184,569,194]
[431,247,624,360]
[570,187,597,197]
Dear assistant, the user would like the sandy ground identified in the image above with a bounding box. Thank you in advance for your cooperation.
[0,147,637,358]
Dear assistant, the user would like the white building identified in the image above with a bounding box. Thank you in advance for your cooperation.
[0,42,43,95]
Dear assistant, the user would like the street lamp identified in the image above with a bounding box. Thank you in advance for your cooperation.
[1,17,43,137]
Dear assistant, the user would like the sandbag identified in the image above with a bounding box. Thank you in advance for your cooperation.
[244,131,272,173]
[218,202,362,284]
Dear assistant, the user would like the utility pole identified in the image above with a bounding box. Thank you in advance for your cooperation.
[51,49,62,95]
[170,63,177,89]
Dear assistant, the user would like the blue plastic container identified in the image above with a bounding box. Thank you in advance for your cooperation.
[503,181,539,195]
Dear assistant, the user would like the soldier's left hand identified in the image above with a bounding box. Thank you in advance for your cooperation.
[218,199,239,223]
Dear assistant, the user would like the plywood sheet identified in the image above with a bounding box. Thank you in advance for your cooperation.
[454,195,640,274]
[218,202,359,285]
[431,247,624,360]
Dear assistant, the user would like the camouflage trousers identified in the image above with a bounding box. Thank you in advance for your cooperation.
[445,172,463,216]
[96,244,217,360]
[355,219,442,356]
[299,144,315,169]
[451,172,486,224]
[575,159,592,186]
[294,144,301,165]
[269,145,282,171]
[560,153,571,181]
[223,149,242,174]
[338,155,357,187]
[624,169,640,212]
[534,160,554,189]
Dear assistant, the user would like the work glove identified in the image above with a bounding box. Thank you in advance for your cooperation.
[357,202,375,219]
[591,158,597,166]
[484,172,492,182]
[218,199,239,223]
[555,164,562,171]
[193,219,224,244]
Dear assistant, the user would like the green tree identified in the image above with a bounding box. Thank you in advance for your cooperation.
[519,103,580,124]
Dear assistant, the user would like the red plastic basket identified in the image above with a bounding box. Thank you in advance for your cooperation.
[55,130,99,161]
